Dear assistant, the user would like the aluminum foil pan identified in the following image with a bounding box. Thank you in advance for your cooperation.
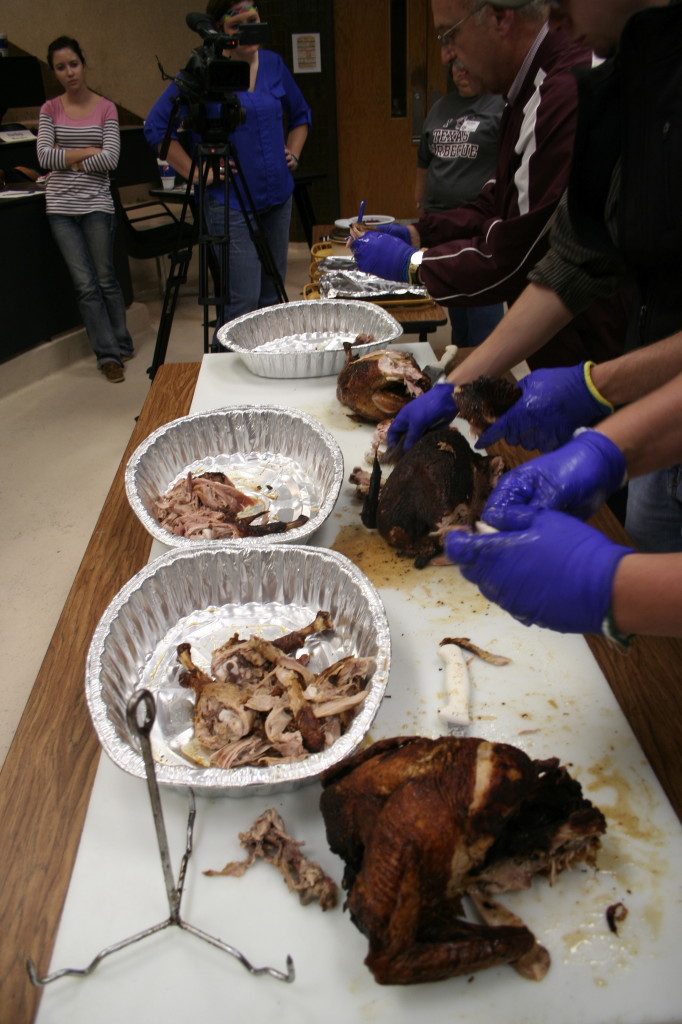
[85,544,391,796]
[126,405,343,549]
[319,269,429,301]
[215,299,403,378]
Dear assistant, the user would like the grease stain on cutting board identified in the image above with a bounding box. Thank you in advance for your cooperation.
[330,521,491,613]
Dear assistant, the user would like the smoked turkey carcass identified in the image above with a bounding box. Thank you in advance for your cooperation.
[336,347,432,422]
[454,375,522,438]
[352,427,504,567]
[320,735,606,986]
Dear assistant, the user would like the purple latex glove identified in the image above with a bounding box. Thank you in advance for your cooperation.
[350,231,417,282]
[375,223,412,244]
[476,362,614,453]
[483,429,627,530]
[386,381,458,450]
[443,510,634,634]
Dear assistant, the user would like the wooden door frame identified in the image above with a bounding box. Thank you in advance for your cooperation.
[333,0,447,219]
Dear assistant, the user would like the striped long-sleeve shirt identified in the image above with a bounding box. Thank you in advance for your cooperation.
[37,95,119,215]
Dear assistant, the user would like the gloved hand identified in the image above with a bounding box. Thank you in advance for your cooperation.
[376,223,412,244]
[443,509,634,635]
[483,429,627,530]
[350,231,417,282]
[476,362,614,453]
[386,381,458,450]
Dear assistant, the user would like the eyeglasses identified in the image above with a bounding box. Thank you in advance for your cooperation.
[435,6,482,46]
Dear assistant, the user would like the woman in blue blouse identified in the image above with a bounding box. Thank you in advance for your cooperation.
[144,1,311,325]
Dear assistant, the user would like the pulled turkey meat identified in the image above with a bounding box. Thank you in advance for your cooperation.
[320,735,606,986]
[205,808,339,911]
[177,614,374,769]
[155,470,307,540]
[351,427,504,567]
[336,347,431,422]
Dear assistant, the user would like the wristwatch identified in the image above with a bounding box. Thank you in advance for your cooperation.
[408,247,426,285]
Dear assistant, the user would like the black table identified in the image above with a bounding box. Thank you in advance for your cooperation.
[148,173,322,250]
[0,185,132,362]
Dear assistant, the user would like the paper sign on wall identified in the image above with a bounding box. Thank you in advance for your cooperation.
[292,33,321,74]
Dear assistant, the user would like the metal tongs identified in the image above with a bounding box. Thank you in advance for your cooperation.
[27,689,295,987]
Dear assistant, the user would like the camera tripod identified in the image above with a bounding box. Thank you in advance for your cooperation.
[147,137,288,380]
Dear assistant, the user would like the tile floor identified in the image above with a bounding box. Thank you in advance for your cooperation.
[0,243,452,767]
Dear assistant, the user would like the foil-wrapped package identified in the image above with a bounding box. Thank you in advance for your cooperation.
[318,269,428,301]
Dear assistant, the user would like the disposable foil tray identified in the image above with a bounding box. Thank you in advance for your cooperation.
[85,544,391,796]
[125,405,343,549]
[215,299,403,377]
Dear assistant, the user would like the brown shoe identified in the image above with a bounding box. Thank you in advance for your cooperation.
[102,361,125,383]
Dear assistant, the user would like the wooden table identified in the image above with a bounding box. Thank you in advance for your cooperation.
[498,436,682,816]
[1,357,681,1024]
[0,184,132,360]
[0,363,199,1024]
[313,224,448,341]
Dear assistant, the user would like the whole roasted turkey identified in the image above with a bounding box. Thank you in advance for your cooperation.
[336,347,432,422]
[348,373,526,566]
[320,735,606,986]
[352,427,505,567]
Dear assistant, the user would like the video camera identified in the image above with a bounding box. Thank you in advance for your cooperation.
[156,13,269,153]
[182,12,269,99]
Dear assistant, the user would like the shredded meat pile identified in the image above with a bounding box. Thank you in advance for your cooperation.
[155,470,308,540]
[177,613,375,769]
[205,808,339,910]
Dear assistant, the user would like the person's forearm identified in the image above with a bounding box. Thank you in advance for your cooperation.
[63,147,101,168]
[591,331,682,407]
[285,123,308,163]
[611,552,682,637]
[597,367,682,479]
[445,282,573,385]
[161,139,195,182]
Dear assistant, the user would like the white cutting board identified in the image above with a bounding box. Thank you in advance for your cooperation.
[36,349,682,1024]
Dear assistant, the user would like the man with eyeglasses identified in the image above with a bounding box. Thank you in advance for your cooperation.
[350,0,627,371]
[396,1,682,641]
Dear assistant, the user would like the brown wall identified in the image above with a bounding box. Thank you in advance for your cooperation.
[3,1,203,122]
[3,1,339,229]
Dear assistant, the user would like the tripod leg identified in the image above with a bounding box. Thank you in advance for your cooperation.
[227,146,289,306]
[196,148,230,352]
[147,246,193,380]
[146,156,199,380]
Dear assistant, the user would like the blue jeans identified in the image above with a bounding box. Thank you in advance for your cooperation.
[203,194,292,327]
[625,464,682,553]
[449,303,505,346]
[48,211,133,367]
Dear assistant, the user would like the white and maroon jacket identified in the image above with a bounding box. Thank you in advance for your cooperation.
[418,26,590,309]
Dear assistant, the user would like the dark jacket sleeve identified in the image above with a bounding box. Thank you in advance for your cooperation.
[529,186,627,315]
